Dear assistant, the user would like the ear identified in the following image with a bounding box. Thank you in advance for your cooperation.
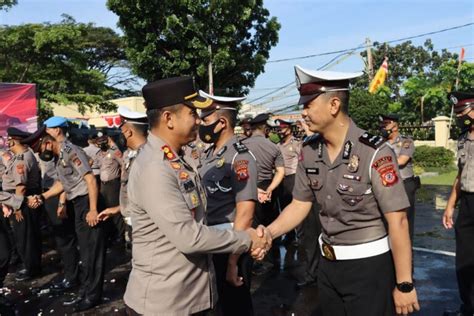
[163,111,174,129]
[329,96,342,116]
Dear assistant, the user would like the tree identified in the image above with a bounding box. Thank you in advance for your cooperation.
[348,87,391,132]
[107,0,280,95]
[0,0,17,11]
[0,15,137,118]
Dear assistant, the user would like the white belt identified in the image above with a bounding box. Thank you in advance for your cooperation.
[210,222,233,230]
[124,217,132,226]
[318,235,390,261]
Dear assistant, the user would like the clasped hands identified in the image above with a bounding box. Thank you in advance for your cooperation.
[26,195,44,209]
[246,225,272,261]
[257,188,272,203]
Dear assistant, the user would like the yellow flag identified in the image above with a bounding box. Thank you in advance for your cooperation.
[369,57,388,94]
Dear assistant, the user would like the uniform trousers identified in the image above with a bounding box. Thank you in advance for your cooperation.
[254,180,280,227]
[213,252,253,316]
[8,189,42,274]
[0,215,11,287]
[300,202,321,281]
[403,177,418,242]
[69,194,106,302]
[455,191,474,315]
[318,251,396,316]
[100,178,125,242]
[43,194,79,282]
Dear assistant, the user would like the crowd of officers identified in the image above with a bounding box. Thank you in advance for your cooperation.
[0,66,471,316]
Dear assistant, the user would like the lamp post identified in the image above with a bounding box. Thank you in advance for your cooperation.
[186,14,213,95]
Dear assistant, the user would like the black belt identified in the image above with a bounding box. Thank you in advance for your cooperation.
[101,178,120,185]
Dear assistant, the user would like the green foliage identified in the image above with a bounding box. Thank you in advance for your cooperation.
[0,0,17,11]
[0,15,136,116]
[107,0,280,95]
[413,145,455,169]
[348,88,389,132]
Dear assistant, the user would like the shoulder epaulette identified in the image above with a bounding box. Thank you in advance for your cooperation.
[359,132,385,149]
[303,133,322,146]
[233,142,248,154]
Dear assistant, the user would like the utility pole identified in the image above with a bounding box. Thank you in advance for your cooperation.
[208,44,213,95]
[366,37,374,81]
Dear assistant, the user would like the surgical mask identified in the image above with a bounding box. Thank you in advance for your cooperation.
[199,119,223,144]
[456,113,473,132]
[39,149,54,162]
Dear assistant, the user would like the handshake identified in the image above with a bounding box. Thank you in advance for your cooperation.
[246,225,273,261]
[26,195,44,209]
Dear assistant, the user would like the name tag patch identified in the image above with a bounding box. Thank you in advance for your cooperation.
[306,168,319,175]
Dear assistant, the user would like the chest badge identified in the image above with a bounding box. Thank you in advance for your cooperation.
[216,158,225,168]
[179,171,189,180]
[347,155,359,173]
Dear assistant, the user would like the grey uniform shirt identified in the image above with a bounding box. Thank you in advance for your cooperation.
[0,192,24,210]
[39,158,58,189]
[242,134,284,183]
[1,149,41,192]
[124,133,251,316]
[56,141,92,201]
[457,132,474,193]
[83,144,101,176]
[96,146,122,182]
[292,120,410,246]
[390,135,415,179]
[278,136,302,176]
[199,136,258,225]
[119,146,143,218]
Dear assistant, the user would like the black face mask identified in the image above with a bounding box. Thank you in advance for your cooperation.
[456,113,473,132]
[199,119,223,144]
[117,134,127,149]
[380,127,393,139]
[99,143,109,151]
[39,149,54,162]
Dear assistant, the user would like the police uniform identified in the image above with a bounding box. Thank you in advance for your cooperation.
[124,77,252,315]
[198,91,258,316]
[41,117,107,305]
[2,128,42,279]
[450,91,474,315]
[83,134,101,178]
[38,155,79,287]
[183,140,207,169]
[380,113,418,241]
[241,114,284,227]
[292,66,411,314]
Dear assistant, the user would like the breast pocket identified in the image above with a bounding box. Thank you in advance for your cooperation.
[307,174,323,191]
[179,180,201,211]
[336,182,371,208]
[204,168,232,194]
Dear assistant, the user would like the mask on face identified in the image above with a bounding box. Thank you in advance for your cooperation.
[117,133,127,149]
[99,143,109,151]
[40,149,54,162]
[456,112,473,132]
[199,119,223,144]
[380,127,393,139]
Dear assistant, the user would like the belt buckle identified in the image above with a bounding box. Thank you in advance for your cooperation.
[322,242,336,261]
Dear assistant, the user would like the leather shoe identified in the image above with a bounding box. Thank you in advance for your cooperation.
[51,279,77,291]
[73,298,100,312]
[62,295,83,306]
[15,269,39,282]
[295,278,317,289]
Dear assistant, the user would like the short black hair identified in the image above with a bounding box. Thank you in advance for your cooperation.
[130,123,149,136]
[217,109,238,129]
[146,103,182,128]
[325,91,350,114]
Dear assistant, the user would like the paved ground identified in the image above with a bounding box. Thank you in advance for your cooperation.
[0,184,461,315]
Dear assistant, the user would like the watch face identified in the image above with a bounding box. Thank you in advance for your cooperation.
[398,282,414,293]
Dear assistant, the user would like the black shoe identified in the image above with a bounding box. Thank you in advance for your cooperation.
[63,294,83,306]
[51,279,77,291]
[295,278,317,289]
[73,298,100,312]
[15,269,39,282]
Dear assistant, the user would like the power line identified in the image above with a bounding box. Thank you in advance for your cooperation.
[267,22,474,64]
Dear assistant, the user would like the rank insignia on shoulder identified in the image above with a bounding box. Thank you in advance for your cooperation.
[161,145,176,160]
[233,142,248,154]
[64,145,72,153]
[16,154,24,161]
[359,132,385,149]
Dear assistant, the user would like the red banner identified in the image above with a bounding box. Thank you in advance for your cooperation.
[0,83,38,137]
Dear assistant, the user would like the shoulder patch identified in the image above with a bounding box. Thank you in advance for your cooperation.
[359,132,385,149]
[233,142,248,154]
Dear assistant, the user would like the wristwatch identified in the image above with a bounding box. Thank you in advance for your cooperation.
[396,282,414,293]
[58,201,66,207]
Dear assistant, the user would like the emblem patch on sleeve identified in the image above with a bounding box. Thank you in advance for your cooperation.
[234,160,249,181]
[16,163,25,175]
[378,165,398,186]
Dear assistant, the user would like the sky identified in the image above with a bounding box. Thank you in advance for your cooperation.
[1,0,473,111]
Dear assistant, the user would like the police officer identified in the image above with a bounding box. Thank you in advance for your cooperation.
[379,113,419,242]
[198,90,258,316]
[266,65,420,315]
[239,117,253,139]
[83,132,101,182]
[123,77,270,315]
[34,129,79,291]
[443,91,474,316]
[26,117,106,312]
[2,127,42,281]
[98,107,148,246]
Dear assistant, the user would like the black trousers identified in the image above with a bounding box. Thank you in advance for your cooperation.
[455,191,474,315]
[300,202,321,281]
[44,194,79,282]
[100,178,125,241]
[254,180,280,227]
[403,177,417,242]
[318,251,396,316]
[0,215,11,287]
[70,194,106,302]
[213,253,253,316]
[9,190,42,274]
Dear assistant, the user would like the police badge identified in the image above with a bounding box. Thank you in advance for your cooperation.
[347,154,359,173]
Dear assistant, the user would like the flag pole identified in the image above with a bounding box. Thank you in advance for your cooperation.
[446,47,465,147]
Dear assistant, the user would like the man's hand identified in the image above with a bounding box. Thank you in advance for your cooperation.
[247,225,272,260]
[57,203,67,220]
[257,188,271,203]
[226,262,244,287]
[97,206,120,221]
[2,205,12,218]
[27,195,42,209]
[393,288,420,315]
[442,205,455,229]
[14,209,24,222]
[86,210,99,227]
